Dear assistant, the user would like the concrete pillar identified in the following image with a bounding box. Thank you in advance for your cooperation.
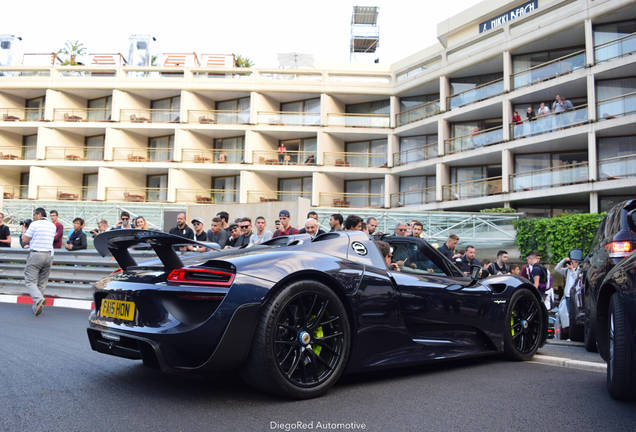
[584,19,595,67]
[244,130,258,164]
[311,172,321,207]
[587,74,596,122]
[439,75,450,112]
[388,133,399,167]
[502,149,514,193]
[503,50,512,92]
[438,118,449,156]
[249,91,259,125]
[436,162,449,202]
[587,131,597,181]
[386,174,398,208]
[589,191,599,213]
[502,99,512,141]
[390,95,399,128]
[239,171,249,204]
[167,167,177,203]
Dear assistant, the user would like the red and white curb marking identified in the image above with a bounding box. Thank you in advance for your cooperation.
[0,294,93,310]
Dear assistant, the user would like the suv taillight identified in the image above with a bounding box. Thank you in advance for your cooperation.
[166,268,235,287]
[606,241,633,258]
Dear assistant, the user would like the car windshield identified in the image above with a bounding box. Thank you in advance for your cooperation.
[390,242,447,276]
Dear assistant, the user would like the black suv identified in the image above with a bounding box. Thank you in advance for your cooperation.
[580,199,636,400]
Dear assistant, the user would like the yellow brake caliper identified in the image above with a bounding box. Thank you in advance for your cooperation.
[511,312,515,337]
[312,314,323,355]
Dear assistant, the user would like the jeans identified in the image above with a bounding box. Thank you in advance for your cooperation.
[24,251,53,309]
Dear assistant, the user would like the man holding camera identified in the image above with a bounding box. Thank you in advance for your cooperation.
[555,249,583,325]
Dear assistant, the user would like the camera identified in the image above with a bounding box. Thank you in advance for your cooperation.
[19,219,32,228]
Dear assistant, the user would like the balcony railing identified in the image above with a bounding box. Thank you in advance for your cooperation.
[175,188,239,204]
[0,146,28,160]
[396,100,441,126]
[510,162,589,192]
[449,79,504,109]
[1,185,25,200]
[187,109,250,124]
[390,187,436,207]
[105,187,168,202]
[112,147,173,162]
[247,190,311,203]
[598,154,636,180]
[326,113,390,128]
[120,109,180,123]
[597,92,636,120]
[53,108,111,122]
[318,192,385,208]
[511,104,589,139]
[512,50,586,89]
[45,146,104,161]
[257,111,320,126]
[37,186,96,201]
[252,150,317,166]
[181,148,243,164]
[443,176,503,201]
[595,32,636,64]
[0,107,44,122]
[445,125,504,154]
[323,152,387,168]
[393,142,438,166]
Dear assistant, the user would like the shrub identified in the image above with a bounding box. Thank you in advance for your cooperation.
[480,208,517,213]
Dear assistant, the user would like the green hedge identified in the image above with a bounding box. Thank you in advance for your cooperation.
[514,213,605,264]
[480,208,517,213]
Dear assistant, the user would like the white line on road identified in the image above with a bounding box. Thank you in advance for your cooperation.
[530,354,606,373]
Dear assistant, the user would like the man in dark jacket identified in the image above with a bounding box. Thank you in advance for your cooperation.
[438,234,460,261]
[234,217,253,248]
[65,217,87,250]
[207,217,228,248]
[460,245,480,274]
[168,213,194,240]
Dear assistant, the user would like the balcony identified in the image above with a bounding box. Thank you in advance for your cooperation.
[252,150,317,166]
[0,146,28,160]
[390,187,436,207]
[443,177,502,201]
[187,109,250,124]
[257,111,320,126]
[396,100,441,126]
[393,142,438,166]
[1,185,24,200]
[181,148,243,164]
[323,151,387,168]
[511,104,589,139]
[247,190,311,203]
[45,146,104,161]
[120,109,180,123]
[112,147,173,162]
[326,113,390,128]
[175,188,239,204]
[445,126,504,154]
[0,107,44,122]
[597,92,636,120]
[598,154,636,180]
[37,186,96,201]
[53,108,111,122]
[449,79,504,109]
[510,162,589,192]
[512,50,585,89]
[595,32,636,64]
[106,187,167,202]
[318,192,384,208]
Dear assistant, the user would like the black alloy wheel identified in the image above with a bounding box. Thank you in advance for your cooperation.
[607,293,635,400]
[583,318,598,353]
[504,288,545,361]
[242,280,351,399]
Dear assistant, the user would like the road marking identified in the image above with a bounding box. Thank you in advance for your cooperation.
[530,354,606,373]
[0,295,93,310]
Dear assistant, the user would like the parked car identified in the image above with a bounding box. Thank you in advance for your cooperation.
[580,199,636,400]
[88,229,547,399]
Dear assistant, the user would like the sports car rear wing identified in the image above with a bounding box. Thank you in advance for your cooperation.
[93,229,219,272]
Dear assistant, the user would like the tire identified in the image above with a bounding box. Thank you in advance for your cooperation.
[583,319,598,353]
[504,288,545,361]
[607,293,635,401]
[241,280,351,399]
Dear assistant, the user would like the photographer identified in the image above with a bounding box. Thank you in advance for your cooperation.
[555,249,583,330]
[90,219,109,238]
[19,218,32,248]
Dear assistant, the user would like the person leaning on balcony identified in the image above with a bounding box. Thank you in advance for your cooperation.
[49,210,64,249]
[0,211,11,248]
[65,217,87,251]
[537,102,550,116]
[512,111,522,125]
[277,142,287,164]
[526,106,536,121]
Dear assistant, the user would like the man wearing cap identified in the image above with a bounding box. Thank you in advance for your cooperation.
[555,249,583,323]
[273,210,299,238]
[187,217,208,252]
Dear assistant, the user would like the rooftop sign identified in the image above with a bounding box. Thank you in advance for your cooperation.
[479,0,538,33]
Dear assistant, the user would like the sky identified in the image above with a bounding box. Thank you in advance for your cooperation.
[5,0,482,68]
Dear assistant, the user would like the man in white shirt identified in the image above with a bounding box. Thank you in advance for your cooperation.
[21,207,56,316]
[249,216,272,246]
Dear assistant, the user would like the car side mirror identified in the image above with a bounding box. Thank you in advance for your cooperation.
[470,265,481,281]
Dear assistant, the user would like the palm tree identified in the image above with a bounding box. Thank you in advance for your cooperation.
[235,55,253,68]
[56,40,87,66]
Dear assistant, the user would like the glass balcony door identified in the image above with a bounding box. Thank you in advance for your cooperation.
[213,175,240,203]
[87,96,112,121]
[214,136,244,163]
[146,174,168,201]
[85,135,104,160]
[345,178,384,208]
[82,173,98,200]
[22,135,37,159]
[25,96,44,121]
[148,135,174,162]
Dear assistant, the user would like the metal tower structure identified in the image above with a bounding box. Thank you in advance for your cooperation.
[349,6,380,63]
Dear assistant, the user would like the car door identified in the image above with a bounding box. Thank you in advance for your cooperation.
[387,238,494,356]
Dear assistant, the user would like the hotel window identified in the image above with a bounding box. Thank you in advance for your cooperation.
[399,94,438,111]
[596,77,636,118]
[281,98,320,113]
[151,96,180,122]
[85,135,104,160]
[19,172,29,199]
[146,174,168,201]
[345,139,386,167]
[279,176,312,200]
[87,96,112,121]
[345,100,389,115]
[450,73,502,95]
[214,136,244,163]
[25,96,44,121]
[594,19,636,62]
[513,152,587,191]
[279,137,317,164]
[213,175,240,203]
[399,175,435,205]
[82,173,98,201]
[148,135,174,162]
[216,97,250,123]
[450,165,502,184]
[345,178,384,208]
[22,135,37,159]
[399,135,437,163]
[281,98,320,125]
[598,136,636,179]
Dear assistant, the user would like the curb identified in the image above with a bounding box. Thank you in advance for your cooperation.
[531,354,606,373]
[0,294,93,310]
[546,339,585,347]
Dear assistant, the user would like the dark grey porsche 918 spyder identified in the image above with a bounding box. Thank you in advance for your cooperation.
[87,229,547,399]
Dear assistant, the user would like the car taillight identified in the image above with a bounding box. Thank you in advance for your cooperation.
[606,241,633,258]
[166,268,235,287]
[110,268,123,276]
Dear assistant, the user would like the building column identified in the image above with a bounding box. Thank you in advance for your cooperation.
[584,19,595,67]
[503,50,512,92]
[167,168,177,203]
[438,118,449,157]
[587,131,597,181]
[386,174,398,208]
[390,95,399,128]
[436,162,449,202]
[589,192,599,213]
[502,99,512,141]
[439,75,450,112]
[244,130,257,164]
[387,133,399,168]
[249,91,259,125]
[587,74,596,122]
[239,171,249,204]
[502,149,513,193]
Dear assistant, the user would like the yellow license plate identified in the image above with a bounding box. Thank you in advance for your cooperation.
[100,299,136,321]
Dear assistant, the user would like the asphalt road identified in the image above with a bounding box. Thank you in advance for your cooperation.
[1,303,635,432]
